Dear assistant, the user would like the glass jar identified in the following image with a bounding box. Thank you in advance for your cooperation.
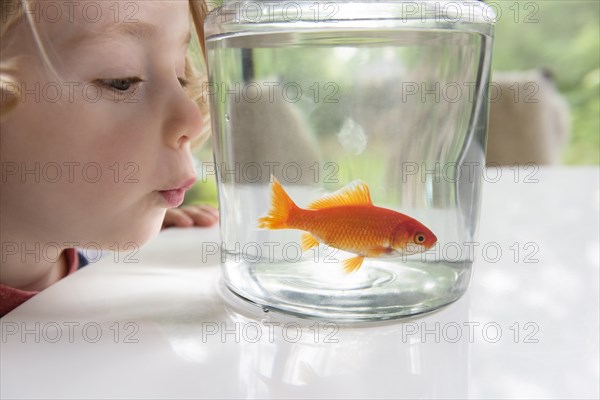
[205,0,495,321]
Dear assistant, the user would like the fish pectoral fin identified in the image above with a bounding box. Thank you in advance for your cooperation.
[342,256,365,274]
[301,233,320,251]
[366,247,394,258]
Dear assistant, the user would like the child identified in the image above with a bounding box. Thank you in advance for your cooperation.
[0,0,216,316]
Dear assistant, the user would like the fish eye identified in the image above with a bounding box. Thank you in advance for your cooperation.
[415,233,426,244]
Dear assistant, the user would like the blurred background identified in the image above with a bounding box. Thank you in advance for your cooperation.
[185,0,599,207]
[489,0,598,165]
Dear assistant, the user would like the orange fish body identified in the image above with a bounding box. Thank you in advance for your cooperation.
[258,178,437,273]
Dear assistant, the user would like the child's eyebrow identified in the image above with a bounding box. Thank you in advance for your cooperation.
[62,22,191,50]
[108,22,159,40]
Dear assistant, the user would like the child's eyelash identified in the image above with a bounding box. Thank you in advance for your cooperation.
[94,77,188,93]
[178,77,189,88]
[96,77,144,92]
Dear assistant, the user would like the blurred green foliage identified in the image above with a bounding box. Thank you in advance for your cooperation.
[491,0,599,164]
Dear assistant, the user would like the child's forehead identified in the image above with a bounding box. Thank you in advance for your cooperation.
[38,1,190,49]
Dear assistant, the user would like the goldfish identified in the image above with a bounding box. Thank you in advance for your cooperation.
[258,178,437,273]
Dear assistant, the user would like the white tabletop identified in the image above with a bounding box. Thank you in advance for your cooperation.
[2,167,599,399]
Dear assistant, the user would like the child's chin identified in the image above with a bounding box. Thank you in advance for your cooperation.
[136,223,164,245]
[112,217,164,250]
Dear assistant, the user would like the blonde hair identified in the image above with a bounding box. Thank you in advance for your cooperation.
[186,0,211,145]
[0,0,211,144]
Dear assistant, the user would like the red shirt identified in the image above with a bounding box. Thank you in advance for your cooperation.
[0,248,80,317]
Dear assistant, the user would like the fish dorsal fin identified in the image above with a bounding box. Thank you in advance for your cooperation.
[308,180,372,210]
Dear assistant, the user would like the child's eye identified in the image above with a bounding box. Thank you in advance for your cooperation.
[97,77,144,92]
[178,77,189,88]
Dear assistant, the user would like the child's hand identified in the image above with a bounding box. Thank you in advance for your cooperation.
[162,205,219,229]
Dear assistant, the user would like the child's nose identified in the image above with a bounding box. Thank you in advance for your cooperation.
[162,90,204,150]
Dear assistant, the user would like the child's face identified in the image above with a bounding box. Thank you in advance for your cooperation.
[0,1,204,248]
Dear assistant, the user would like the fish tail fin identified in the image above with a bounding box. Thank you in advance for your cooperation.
[258,177,299,229]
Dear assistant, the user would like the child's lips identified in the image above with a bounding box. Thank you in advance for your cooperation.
[159,177,196,207]
[159,189,187,207]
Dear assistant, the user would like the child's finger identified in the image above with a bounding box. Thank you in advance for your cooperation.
[162,209,194,229]
[181,205,219,227]
[193,204,219,219]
